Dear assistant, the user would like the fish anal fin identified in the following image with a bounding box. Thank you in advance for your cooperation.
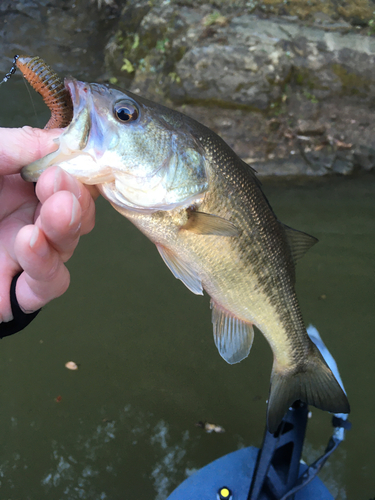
[181,211,239,237]
[156,244,203,295]
[267,341,350,434]
[282,223,318,264]
[211,300,254,364]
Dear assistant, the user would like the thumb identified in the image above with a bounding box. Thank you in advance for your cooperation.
[0,126,62,175]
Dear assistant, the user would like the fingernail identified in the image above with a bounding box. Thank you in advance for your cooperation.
[29,226,47,257]
[70,194,80,227]
[29,225,39,248]
[53,167,62,193]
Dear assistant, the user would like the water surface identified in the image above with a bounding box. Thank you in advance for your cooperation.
[0,77,374,499]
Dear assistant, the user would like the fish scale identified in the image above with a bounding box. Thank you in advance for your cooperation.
[21,78,350,433]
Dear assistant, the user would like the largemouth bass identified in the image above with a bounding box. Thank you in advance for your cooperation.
[22,79,350,432]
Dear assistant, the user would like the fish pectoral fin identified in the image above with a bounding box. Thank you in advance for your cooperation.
[211,300,254,364]
[281,223,318,264]
[267,340,350,434]
[156,244,203,295]
[181,211,239,237]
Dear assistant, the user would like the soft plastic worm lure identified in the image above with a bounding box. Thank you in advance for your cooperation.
[1,55,73,129]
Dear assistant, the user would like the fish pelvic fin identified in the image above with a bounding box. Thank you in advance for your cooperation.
[267,341,350,434]
[156,244,203,295]
[211,300,254,364]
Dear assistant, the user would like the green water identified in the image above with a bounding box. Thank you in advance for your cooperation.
[0,78,374,499]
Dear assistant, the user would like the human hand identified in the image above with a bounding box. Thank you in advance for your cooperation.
[0,126,97,325]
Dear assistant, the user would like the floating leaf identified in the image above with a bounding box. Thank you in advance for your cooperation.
[65,361,78,370]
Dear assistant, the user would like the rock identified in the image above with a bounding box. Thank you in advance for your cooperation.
[330,151,355,175]
[1,0,375,177]
[103,5,375,110]
[174,43,291,109]
[0,0,120,80]
[249,155,328,177]
[297,120,326,136]
[331,159,354,175]
[353,145,375,171]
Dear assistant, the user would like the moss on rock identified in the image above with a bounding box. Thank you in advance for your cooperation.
[332,63,372,95]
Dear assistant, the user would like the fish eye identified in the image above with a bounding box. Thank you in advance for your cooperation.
[114,101,139,123]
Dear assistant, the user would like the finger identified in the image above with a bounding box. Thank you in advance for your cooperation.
[0,253,20,322]
[36,190,82,262]
[36,166,96,235]
[0,126,62,175]
[14,225,70,313]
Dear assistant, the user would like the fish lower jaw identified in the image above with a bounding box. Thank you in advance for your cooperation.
[100,179,206,214]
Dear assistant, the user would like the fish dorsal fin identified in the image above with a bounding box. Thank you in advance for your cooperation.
[282,223,318,264]
[156,244,203,295]
[181,211,239,236]
[211,300,254,364]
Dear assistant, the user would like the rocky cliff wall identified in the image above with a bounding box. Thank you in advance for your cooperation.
[2,0,375,176]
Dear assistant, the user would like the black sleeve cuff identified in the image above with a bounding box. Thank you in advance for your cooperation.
[0,272,41,339]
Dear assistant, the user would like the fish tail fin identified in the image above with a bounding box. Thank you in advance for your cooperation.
[267,341,350,434]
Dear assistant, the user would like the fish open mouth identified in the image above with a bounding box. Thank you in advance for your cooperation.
[64,78,76,110]
[64,78,174,181]
[64,78,90,119]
